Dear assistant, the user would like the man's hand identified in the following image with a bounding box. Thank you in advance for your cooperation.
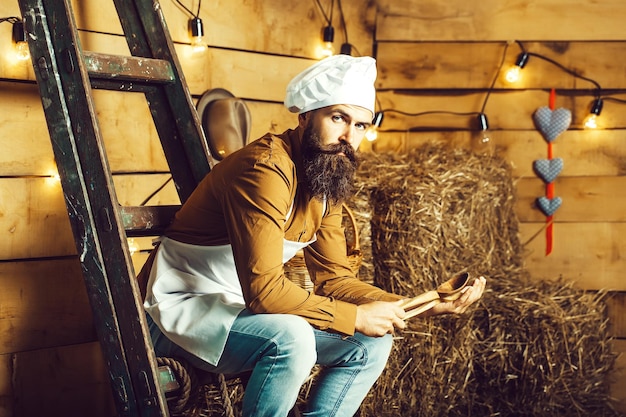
[428,276,487,316]
[355,300,407,337]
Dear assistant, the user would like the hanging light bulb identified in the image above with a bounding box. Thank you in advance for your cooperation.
[44,170,61,187]
[339,43,352,56]
[583,98,603,129]
[503,52,529,84]
[127,238,140,255]
[472,113,494,155]
[364,112,384,142]
[319,25,335,58]
[188,17,205,52]
[12,20,30,61]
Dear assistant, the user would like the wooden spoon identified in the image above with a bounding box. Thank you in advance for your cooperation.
[401,272,471,319]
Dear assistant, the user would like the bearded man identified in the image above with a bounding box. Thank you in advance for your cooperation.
[141,55,485,417]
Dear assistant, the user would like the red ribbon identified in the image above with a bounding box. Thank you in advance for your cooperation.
[545,89,556,256]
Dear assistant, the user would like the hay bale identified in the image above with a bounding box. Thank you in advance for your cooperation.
[351,143,620,417]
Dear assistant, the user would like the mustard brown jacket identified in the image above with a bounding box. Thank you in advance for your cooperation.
[140,125,400,338]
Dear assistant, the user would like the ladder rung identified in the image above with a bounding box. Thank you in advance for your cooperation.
[120,205,180,237]
[84,51,175,84]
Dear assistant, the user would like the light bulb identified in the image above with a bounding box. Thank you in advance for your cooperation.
[127,238,140,255]
[364,127,378,142]
[503,52,529,84]
[583,98,603,129]
[504,65,521,83]
[472,113,494,155]
[15,41,30,61]
[365,112,384,142]
[583,114,598,129]
[188,17,205,52]
[319,25,335,58]
[12,20,30,61]
[319,42,334,58]
[45,171,61,187]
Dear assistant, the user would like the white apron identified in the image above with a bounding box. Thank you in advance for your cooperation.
[144,233,315,366]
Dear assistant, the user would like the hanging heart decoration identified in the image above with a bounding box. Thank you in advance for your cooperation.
[536,196,562,217]
[533,106,572,142]
[533,157,564,183]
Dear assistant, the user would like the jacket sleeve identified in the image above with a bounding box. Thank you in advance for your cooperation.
[303,204,403,305]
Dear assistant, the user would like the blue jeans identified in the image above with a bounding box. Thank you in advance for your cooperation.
[148,310,393,417]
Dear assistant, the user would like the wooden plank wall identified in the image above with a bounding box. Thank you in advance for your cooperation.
[0,0,624,415]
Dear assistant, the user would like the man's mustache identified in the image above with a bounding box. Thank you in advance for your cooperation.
[316,142,356,162]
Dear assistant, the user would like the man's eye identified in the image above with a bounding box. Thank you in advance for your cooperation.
[332,115,344,122]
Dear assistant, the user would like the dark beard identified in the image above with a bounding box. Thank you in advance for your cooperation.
[301,124,359,205]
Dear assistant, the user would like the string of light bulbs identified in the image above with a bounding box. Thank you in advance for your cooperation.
[503,40,626,129]
[365,42,512,143]
[367,39,626,142]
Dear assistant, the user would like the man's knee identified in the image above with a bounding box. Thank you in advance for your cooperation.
[275,315,317,363]
[354,333,394,371]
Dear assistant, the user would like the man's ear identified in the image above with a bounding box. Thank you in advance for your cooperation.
[298,112,310,128]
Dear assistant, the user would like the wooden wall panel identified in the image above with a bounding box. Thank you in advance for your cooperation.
[179,48,313,101]
[0,178,75,260]
[92,90,168,173]
[0,354,12,417]
[497,130,626,178]
[610,339,626,414]
[11,342,115,417]
[376,0,626,41]
[112,173,180,206]
[376,41,626,90]
[0,259,95,354]
[246,101,298,140]
[519,222,626,290]
[515,176,626,222]
[607,293,626,340]
[0,83,54,176]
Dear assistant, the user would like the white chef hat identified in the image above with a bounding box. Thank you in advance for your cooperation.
[284,55,377,117]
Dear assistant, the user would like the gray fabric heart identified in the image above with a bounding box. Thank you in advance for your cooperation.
[533,106,572,142]
[536,196,562,216]
[533,158,564,183]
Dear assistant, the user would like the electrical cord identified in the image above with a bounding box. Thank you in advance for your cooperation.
[0,16,21,24]
[314,0,334,26]
[173,0,202,18]
[515,41,602,93]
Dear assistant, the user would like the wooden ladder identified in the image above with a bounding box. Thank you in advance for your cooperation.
[16,0,211,415]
